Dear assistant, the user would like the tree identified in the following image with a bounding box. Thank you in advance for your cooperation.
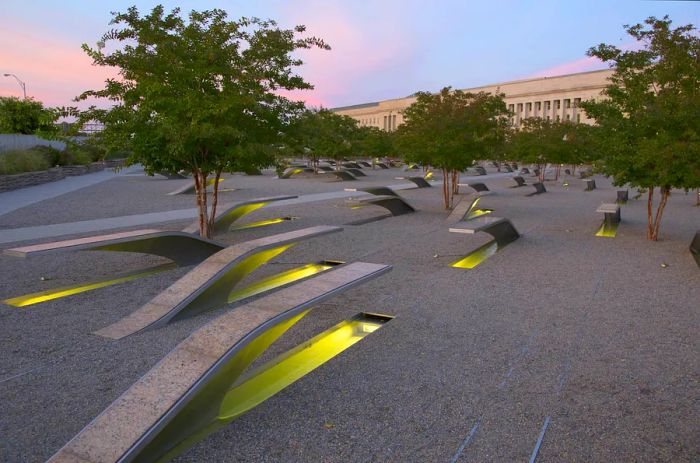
[395,87,509,209]
[508,119,596,181]
[289,108,359,171]
[0,97,58,135]
[581,16,700,240]
[78,6,328,237]
[357,126,394,163]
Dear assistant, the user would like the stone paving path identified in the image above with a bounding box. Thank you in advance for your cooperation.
[0,165,144,217]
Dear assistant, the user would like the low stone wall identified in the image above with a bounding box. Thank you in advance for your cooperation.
[0,160,125,192]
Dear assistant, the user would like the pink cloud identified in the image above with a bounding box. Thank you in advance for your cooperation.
[275,2,418,107]
[0,18,117,110]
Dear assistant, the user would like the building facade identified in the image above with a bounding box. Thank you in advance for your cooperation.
[331,69,614,130]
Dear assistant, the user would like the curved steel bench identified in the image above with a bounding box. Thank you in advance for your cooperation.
[345,186,399,197]
[279,167,314,179]
[344,168,366,177]
[49,262,392,463]
[348,195,415,217]
[326,170,357,181]
[690,231,700,268]
[448,216,520,268]
[95,225,342,339]
[526,182,547,196]
[584,178,597,191]
[407,177,431,188]
[464,182,490,193]
[511,176,527,187]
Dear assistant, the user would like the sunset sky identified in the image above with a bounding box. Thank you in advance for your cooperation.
[1,1,698,109]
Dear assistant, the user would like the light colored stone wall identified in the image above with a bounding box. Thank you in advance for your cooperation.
[332,69,614,130]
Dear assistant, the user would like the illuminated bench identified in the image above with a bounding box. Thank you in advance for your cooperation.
[95,225,342,339]
[448,216,520,268]
[512,176,527,187]
[347,195,415,217]
[2,196,299,306]
[48,262,392,463]
[595,203,621,237]
[526,182,547,196]
[279,167,314,179]
[584,178,597,191]
[448,196,493,222]
[182,195,297,235]
[690,231,700,268]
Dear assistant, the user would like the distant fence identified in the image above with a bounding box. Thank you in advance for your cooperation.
[0,134,66,152]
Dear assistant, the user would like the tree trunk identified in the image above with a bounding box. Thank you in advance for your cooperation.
[555,164,561,181]
[696,188,699,206]
[646,186,654,240]
[193,169,210,238]
[650,186,670,241]
[207,169,222,236]
[442,167,450,210]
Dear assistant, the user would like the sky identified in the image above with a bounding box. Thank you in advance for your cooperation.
[1,1,698,110]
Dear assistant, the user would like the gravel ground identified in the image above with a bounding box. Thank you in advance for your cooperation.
[0,169,697,462]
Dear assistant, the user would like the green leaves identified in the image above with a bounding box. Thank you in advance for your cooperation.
[0,97,59,135]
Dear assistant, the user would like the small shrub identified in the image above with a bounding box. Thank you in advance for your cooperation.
[0,149,51,174]
[57,148,91,166]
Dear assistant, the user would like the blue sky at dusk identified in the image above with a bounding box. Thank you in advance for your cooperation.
[1,1,698,108]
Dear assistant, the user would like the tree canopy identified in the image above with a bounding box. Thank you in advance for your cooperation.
[287,108,359,170]
[79,5,328,237]
[0,97,58,135]
[395,87,509,208]
[580,16,700,240]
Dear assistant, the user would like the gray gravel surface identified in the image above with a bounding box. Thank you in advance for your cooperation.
[0,170,697,462]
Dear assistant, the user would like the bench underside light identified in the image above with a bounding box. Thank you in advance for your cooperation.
[463,197,493,221]
[2,263,178,307]
[230,216,299,230]
[450,220,520,269]
[595,218,620,237]
[133,311,394,462]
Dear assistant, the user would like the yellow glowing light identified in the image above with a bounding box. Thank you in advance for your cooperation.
[3,263,177,307]
[424,170,434,179]
[227,261,340,303]
[595,221,619,237]
[467,208,493,220]
[231,216,297,230]
[450,240,498,269]
[218,314,388,421]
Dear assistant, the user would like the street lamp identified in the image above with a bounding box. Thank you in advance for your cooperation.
[3,73,26,99]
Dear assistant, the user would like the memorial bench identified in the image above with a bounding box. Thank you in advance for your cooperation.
[521,167,530,174]
[48,262,392,463]
[526,182,547,196]
[344,187,399,197]
[448,216,520,268]
[473,166,487,175]
[406,176,432,188]
[95,226,342,339]
[344,168,366,177]
[325,170,357,181]
[460,182,490,193]
[279,167,315,179]
[447,196,493,222]
[359,161,372,167]
[584,178,597,191]
[511,176,527,188]
[342,162,362,169]
[595,203,621,237]
[617,189,628,204]
[377,162,389,169]
[346,195,415,217]
[690,231,700,268]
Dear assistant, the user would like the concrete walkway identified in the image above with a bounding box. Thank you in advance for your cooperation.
[0,165,144,217]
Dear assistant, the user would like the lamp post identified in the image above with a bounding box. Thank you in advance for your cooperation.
[3,73,26,99]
